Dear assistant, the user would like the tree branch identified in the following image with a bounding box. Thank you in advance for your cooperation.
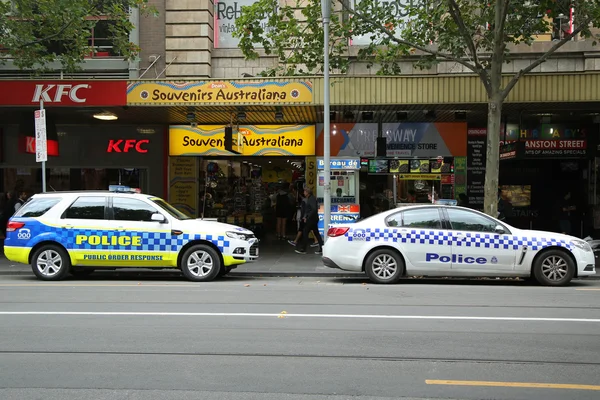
[501,20,590,99]
[446,0,491,93]
[338,0,478,73]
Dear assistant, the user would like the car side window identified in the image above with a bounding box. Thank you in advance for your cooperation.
[386,212,402,227]
[447,208,498,232]
[63,197,106,220]
[113,197,159,222]
[14,197,61,218]
[401,208,442,229]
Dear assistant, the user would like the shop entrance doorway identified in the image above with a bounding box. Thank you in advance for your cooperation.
[198,156,307,251]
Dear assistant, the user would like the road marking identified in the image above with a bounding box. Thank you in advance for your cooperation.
[0,311,599,323]
[426,379,600,391]
[576,288,600,291]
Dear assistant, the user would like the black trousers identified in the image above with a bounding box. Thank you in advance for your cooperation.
[297,218,324,251]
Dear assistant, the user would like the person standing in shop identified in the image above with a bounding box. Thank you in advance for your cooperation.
[275,184,291,240]
[14,191,27,213]
[557,190,576,235]
[295,187,324,255]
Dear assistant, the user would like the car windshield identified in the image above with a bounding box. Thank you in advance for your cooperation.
[151,198,193,220]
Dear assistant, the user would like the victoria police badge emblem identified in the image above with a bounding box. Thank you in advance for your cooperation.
[491,256,498,264]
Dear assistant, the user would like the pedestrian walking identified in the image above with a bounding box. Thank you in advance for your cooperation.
[288,191,319,248]
[295,187,324,255]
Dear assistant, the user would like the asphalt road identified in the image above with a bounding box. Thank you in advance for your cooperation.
[0,274,599,400]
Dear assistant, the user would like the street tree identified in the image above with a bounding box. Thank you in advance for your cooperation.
[0,0,156,72]
[235,0,600,216]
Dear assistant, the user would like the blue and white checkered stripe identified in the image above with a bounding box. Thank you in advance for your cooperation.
[346,228,572,251]
[21,222,231,253]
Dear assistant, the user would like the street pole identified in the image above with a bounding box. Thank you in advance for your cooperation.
[321,0,331,242]
[39,100,47,193]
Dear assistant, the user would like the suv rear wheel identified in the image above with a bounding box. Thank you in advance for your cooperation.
[31,244,71,281]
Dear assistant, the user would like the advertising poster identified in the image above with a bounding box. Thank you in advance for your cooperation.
[169,157,198,217]
[169,124,316,156]
[316,123,467,157]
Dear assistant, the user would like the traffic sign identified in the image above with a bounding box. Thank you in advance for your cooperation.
[34,109,47,162]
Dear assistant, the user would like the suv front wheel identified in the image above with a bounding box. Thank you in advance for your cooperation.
[31,244,71,281]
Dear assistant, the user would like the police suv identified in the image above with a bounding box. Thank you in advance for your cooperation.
[4,187,258,281]
[322,202,596,286]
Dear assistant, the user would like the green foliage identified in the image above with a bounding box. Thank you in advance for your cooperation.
[235,0,600,93]
[0,0,157,72]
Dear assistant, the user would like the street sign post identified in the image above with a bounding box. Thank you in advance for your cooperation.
[34,101,47,192]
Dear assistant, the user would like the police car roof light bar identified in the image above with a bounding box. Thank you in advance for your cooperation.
[435,199,458,206]
[108,185,142,194]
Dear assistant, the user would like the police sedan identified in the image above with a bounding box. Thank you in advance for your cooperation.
[4,187,258,281]
[322,203,596,286]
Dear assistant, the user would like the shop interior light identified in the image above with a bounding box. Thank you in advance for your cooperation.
[93,111,118,121]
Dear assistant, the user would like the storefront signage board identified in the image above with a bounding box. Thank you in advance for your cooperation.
[316,123,467,157]
[467,128,486,208]
[168,157,198,217]
[169,125,315,156]
[107,139,150,153]
[0,81,127,106]
[127,81,313,105]
[397,174,441,180]
[317,159,360,170]
[214,0,271,48]
[317,204,361,237]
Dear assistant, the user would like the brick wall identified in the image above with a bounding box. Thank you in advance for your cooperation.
[139,0,167,79]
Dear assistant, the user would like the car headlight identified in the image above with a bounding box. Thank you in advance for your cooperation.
[570,239,593,252]
[226,231,246,240]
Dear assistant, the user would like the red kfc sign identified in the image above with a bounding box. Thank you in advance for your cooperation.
[0,81,127,106]
[107,139,149,153]
[19,137,60,156]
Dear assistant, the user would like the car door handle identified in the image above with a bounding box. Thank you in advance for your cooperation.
[63,224,73,229]
[116,227,125,232]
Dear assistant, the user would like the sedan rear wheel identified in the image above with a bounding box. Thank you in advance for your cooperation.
[365,249,404,284]
[533,249,575,286]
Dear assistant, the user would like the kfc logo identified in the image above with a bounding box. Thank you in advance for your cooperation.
[32,84,90,103]
[107,139,149,153]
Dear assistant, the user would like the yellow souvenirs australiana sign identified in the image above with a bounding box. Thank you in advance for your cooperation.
[127,81,313,104]
[169,125,316,156]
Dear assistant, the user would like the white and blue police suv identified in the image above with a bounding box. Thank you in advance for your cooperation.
[322,203,596,286]
[4,186,258,281]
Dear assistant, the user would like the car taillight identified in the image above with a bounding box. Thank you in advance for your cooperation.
[327,227,349,237]
[6,221,25,232]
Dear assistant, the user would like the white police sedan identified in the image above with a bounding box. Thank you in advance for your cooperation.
[322,203,596,286]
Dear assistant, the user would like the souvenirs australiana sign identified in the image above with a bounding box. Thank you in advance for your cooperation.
[127,81,313,105]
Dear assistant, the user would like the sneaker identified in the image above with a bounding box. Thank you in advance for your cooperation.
[314,250,322,255]
[288,240,297,246]
[310,243,319,248]
[295,249,306,254]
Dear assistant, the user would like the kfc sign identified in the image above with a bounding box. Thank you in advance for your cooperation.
[107,139,149,153]
[0,81,127,106]
[32,84,90,103]
[20,137,60,156]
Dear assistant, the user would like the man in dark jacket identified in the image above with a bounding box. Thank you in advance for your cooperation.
[295,187,324,255]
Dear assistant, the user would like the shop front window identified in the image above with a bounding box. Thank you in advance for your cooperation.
[316,170,357,204]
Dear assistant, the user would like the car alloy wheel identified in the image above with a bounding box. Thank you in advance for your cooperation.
[372,254,398,280]
[36,249,63,278]
[180,244,221,282]
[365,249,404,284]
[187,250,214,277]
[533,249,575,286]
[541,255,568,282]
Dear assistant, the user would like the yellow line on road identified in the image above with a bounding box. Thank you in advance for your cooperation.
[426,380,600,391]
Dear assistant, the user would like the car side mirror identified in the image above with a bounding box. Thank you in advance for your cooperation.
[151,213,166,223]
[494,225,506,234]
